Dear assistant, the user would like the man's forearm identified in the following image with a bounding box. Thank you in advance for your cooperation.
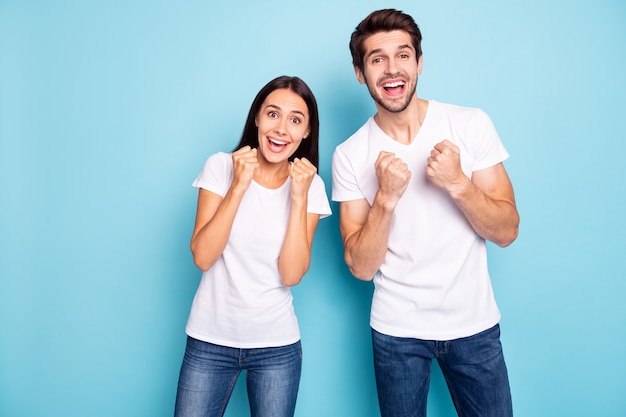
[343,196,395,280]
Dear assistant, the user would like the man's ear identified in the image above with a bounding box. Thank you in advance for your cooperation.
[354,66,366,84]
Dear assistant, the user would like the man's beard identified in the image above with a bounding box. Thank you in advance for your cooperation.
[365,74,417,113]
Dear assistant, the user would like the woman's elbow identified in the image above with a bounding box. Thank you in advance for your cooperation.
[279,256,310,286]
[281,275,304,287]
[192,255,212,272]
[280,268,307,287]
[190,245,213,272]
[279,260,310,286]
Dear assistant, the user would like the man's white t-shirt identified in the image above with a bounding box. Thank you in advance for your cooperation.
[332,100,509,340]
[186,152,331,348]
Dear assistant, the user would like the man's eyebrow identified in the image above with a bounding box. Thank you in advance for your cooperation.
[366,44,413,59]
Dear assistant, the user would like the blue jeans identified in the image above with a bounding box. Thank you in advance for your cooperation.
[174,336,302,417]
[372,324,513,417]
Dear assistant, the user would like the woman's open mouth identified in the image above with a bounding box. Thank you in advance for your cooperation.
[268,137,289,152]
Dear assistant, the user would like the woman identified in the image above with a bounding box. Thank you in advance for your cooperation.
[174,76,331,417]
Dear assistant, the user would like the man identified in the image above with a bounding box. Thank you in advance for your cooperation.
[331,9,519,417]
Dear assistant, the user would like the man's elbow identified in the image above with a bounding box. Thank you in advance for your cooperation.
[349,267,376,281]
[345,256,376,281]
[494,222,519,248]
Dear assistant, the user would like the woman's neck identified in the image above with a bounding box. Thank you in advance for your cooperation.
[253,159,291,189]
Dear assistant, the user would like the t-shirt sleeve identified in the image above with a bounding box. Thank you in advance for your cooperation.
[191,152,233,197]
[470,109,509,171]
[331,147,365,202]
[307,174,332,219]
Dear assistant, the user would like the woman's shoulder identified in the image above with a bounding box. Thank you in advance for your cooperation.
[205,151,232,165]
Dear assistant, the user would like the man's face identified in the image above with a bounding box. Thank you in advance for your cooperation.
[356,30,422,113]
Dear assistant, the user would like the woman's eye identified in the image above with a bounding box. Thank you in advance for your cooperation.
[290,118,301,124]
[268,111,278,118]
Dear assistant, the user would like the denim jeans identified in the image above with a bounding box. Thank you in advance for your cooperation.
[174,336,302,417]
[372,324,513,417]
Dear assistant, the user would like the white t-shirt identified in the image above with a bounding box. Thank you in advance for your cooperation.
[332,100,509,340]
[186,152,332,348]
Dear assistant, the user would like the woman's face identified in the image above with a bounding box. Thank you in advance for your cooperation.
[254,88,310,165]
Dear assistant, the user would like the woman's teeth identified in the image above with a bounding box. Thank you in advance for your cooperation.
[269,138,288,146]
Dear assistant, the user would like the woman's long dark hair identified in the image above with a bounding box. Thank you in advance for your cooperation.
[233,75,320,169]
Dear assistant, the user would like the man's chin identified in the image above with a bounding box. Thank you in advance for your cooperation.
[375,98,412,113]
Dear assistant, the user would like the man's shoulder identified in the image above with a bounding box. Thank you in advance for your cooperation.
[335,117,374,152]
[431,100,489,120]
[431,99,484,114]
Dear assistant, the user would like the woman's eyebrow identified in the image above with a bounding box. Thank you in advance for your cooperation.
[264,104,306,117]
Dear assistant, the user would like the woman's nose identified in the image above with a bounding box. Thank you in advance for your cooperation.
[275,120,287,135]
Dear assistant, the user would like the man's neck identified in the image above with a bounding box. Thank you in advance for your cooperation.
[373,97,428,145]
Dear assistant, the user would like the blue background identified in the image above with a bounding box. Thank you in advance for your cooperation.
[1,0,625,416]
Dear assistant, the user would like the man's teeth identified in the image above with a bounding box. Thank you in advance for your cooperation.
[384,81,404,88]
